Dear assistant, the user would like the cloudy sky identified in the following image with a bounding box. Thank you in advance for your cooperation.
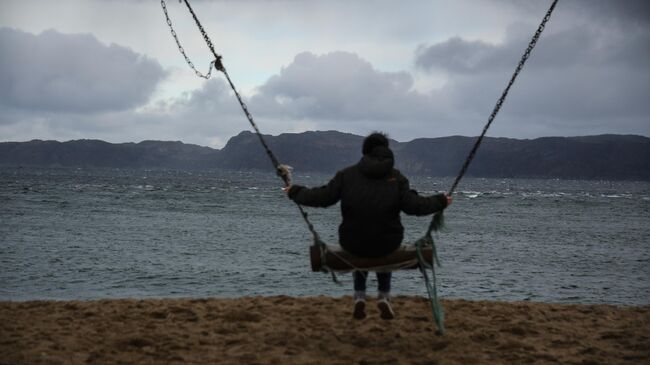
[1,0,648,148]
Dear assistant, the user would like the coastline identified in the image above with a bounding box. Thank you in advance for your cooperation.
[1,296,648,365]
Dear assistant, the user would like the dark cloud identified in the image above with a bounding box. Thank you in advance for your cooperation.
[0,78,245,147]
[251,51,438,122]
[166,78,249,138]
[552,0,649,27]
[416,24,650,74]
[413,7,650,137]
[415,36,518,74]
[491,0,650,26]
[0,28,165,113]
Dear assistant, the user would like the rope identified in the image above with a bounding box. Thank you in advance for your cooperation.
[415,231,444,334]
[178,0,283,181]
[447,0,559,197]
[415,0,559,334]
[428,0,559,232]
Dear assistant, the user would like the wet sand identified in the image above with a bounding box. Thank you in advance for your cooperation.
[1,296,648,365]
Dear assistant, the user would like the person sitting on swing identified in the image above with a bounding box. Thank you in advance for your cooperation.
[285,132,451,320]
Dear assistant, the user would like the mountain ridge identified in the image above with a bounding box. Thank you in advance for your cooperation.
[1,131,649,180]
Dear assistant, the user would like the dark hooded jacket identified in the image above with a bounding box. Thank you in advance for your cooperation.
[288,146,448,257]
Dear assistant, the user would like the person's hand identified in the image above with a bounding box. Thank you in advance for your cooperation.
[446,194,453,206]
[282,185,292,196]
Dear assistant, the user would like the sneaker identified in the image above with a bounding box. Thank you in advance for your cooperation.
[353,299,366,320]
[377,298,395,320]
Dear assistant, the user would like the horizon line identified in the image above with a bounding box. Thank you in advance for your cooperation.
[1,130,648,149]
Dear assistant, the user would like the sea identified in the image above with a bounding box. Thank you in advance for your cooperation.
[1,167,648,306]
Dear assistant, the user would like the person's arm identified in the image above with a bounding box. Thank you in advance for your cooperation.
[398,174,450,216]
[286,171,343,208]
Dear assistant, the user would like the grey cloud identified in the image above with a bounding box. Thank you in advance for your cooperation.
[0,27,165,113]
[0,69,261,147]
[415,36,518,74]
[413,9,650,137]
[251,51,437,122]
[491,0,650,25]
[0,80,244,148]
[223,39,649,142]
[545,0,649,26]
[160,78,254,145]
[180,78,242,114]
[418,0,650,74]
[145,51,449,144]
[416,24,650,74]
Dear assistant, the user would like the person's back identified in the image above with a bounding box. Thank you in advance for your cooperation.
[287,132,450,319]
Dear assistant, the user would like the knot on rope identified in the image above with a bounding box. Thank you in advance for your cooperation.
[416,231,441,268]
[213,56,224,72]
[314,239,340,284]
[428,211,446,235]
[415,230,444,334]
[277,164,293,187]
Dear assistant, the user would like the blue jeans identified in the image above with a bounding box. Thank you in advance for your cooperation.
[353,271,391,293]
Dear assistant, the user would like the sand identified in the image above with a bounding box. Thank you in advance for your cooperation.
[1,296,648,365]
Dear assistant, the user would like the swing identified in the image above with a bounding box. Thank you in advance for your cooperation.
[309,244,433,272]
[160,0,560,334]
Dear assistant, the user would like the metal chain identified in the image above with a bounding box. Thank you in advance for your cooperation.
[163,0,282,179]
[427,0,558,235]
[447,0,559,196]
[160,0,324,246]
[161,0,215,79]
[179,0,223,71]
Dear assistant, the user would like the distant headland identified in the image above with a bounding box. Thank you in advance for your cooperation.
[1,131,649,180]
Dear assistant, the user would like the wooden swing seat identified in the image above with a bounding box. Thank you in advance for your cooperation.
[309,244,432,272]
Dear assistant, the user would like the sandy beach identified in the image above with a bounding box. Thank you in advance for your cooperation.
[1,296,648,365]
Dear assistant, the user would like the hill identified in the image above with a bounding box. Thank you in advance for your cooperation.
[1,132,648,180]
[0,139,220,169]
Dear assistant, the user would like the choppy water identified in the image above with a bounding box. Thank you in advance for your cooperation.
[1,167,649,305]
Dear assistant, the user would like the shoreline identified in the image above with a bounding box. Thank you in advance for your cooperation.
[1,296,649,364]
